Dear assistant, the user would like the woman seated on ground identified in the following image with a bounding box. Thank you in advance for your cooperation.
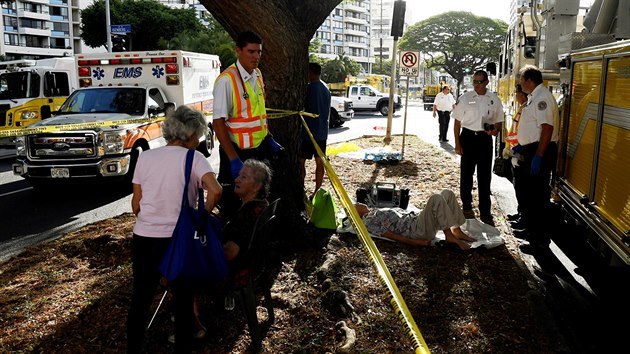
[355,189,475,250]
[222,159,273,264]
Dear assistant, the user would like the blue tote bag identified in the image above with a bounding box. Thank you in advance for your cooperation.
[160,149,228,282]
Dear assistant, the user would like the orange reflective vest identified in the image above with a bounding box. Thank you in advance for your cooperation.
[219,64,268,149]
[505,105,522,149]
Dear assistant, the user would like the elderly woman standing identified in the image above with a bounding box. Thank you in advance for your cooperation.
[127,106,222,354]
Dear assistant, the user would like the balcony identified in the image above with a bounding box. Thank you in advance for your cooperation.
[344,16,367,26]
[344,3,368,14]
[18,27,51,36]
[344,28,367,37]
[346,41,366,49]
[4,44,69,57]
[27,0,50,4]
[17,9,50,21]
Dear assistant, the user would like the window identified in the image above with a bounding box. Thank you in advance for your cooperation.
[49,6,68,19]
[52,22,69,32]
[44,72,70,97]
[149,88,165,109]
[4,33,18,45]
[524,36,536,59]
[2,16,18,31]
[21,18,44,29]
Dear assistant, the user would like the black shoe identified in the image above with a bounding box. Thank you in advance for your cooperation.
[518,244,542,255]
[519,243,548,255]
[507,213,520,221]
[463,209,475,219]
[443,139,449,142]
[480,215,495,227]
[512,229,530,240]
[510,220,528,230]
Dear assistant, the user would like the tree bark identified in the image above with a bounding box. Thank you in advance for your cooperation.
[199,0,342,241]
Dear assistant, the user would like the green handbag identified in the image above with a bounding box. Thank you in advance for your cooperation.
[310,188,339,230]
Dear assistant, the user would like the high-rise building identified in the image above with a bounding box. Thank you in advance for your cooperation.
[312,0,374,73]
[1,0,83,60]
[370,0,412,60]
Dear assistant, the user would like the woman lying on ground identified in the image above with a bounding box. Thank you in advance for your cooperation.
[355,189,475,251]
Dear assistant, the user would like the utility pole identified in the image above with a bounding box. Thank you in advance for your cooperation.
[385,0,406,145]
[380,0,383,73]
[105,0,112,52]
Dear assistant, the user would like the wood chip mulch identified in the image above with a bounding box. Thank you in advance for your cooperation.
[0,135,567,353]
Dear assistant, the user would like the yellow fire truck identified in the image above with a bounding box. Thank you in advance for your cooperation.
[557,39,630,265]
[496,0,630,265]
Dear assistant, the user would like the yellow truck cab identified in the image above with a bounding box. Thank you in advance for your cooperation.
[0,57,76,147]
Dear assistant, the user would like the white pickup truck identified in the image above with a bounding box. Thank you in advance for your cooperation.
[344,84,402,116]
[329,96,353,128]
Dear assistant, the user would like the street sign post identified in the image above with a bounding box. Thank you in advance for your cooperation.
[110,24,131,35]
[399,51,420,77]
[398,51,420,159]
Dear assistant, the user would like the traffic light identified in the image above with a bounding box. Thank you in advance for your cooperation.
[112,34,127,52]
[391,0,406,38]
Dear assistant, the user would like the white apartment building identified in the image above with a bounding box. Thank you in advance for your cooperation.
[312,0,374,73]
[1,0,85,60]
[371,0,412,61]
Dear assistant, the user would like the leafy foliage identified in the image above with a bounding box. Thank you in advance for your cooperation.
[399,11,507,88]
[80,0,204,51]
[321,53,363,83]
[156,14,236,70]
[372,57,393,76]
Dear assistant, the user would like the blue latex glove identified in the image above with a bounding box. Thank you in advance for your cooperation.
[512,144,523,154]
[230,157,243,179]
[531,155,542,176]
[268,136,284,153]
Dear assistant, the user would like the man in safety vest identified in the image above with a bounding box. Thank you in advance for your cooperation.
[213,30,283,217]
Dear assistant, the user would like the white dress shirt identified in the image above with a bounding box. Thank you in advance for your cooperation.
[452,90,503,130]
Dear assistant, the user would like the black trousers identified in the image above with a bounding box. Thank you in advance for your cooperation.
[459,128,493,216]
[437,110,451,141]
[126,235,195,354]
[218,135,276,218]
[512,142,557,239]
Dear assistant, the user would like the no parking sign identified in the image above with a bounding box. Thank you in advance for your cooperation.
[399,51,420,77]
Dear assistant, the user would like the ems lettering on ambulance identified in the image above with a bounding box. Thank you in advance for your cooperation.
[113,67,143,79]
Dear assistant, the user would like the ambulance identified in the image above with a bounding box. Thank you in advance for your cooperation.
[0,57,76,147]
[12,50,221,187]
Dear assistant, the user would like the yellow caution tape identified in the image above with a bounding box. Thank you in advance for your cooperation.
[0,108,313,139]
[266,108,317,119]
[0,116,166,139]
[300,114,431,354]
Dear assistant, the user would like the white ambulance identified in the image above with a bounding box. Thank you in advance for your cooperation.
[12,50,221,187]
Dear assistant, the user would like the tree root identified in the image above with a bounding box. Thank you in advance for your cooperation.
[336,320,356,353]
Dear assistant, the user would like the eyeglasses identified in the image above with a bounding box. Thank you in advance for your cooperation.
[473,80,487,85]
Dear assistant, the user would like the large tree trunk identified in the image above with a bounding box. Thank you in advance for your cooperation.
[200,1,342,240]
